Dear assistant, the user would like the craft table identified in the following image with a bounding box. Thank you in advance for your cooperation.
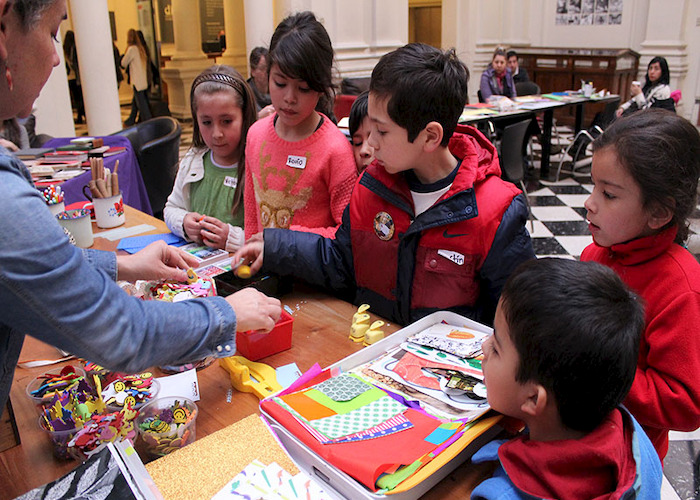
[0,207,495,498]
[460,94,619,177]
[42,136,153,216]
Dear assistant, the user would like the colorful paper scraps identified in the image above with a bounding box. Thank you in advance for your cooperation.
[211,460,333,500]
[28,365,85,402]
[315,373,372,402]
[148,276,215,302]
[407,323,489,359]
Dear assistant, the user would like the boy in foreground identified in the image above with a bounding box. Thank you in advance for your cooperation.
[471,258,662,499]
[234,43,534,326]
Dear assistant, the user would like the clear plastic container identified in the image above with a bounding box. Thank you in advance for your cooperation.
[104,377,160,414]
[25,365,87,407]
[38,417,84,461]
[136,396,197,458]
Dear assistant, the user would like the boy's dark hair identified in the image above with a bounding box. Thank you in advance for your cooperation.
[369,43,469,147]
[269,11,336,119]
[592,109,700,244]
[500,258,644,433]
[348,91,369,137]
[249,46,269,70]
[506,50,517,60]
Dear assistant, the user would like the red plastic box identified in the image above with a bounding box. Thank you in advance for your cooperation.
[236,310,293,361]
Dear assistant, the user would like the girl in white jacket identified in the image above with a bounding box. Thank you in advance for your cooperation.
[617,56,672,117]
[164,65,257,251]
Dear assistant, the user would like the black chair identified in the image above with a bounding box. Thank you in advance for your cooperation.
[498,119,533,231]
[111,116,181,219]
[554,98,619,181]
[515,81,540,96]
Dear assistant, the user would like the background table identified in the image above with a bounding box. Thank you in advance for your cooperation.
[0,208,495,498]
[42,136,153,215]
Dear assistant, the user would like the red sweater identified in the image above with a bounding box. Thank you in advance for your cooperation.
[581,227,700,460]
[244,114,357,239]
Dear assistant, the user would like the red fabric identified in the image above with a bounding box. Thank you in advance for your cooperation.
[348,126,521,310]
[261,399,441,490]
[244,114,357,239]
[499,409,637,500]
[581,227,700,461]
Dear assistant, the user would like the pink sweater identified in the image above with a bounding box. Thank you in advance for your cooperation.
[244,114,357,239]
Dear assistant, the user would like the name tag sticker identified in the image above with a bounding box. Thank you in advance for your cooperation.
[438,249,465,266]
[286,155,307,169]
[224,176,238,188]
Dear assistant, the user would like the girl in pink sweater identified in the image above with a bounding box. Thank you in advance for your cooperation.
[244,11,357,239]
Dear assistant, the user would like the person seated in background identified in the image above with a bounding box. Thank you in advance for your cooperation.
[234,43,534,327]
[247,46,273,119]
[471,258,662,500]
[617,56,673,117]
[479,47,516,101]
[347,91,373,173]
[506,50,529,84]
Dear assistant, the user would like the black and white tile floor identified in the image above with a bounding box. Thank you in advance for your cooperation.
[77,109,700,499]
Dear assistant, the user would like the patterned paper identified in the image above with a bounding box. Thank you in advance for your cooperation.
[315,373,370,402]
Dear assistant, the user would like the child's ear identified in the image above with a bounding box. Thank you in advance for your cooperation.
[422,121,444,152]
[647,199,674,230]
[520,383,548,417]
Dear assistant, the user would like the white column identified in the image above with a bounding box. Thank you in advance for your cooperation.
[69,0,122,135]
[241,0,275,76]
[217,0,249,74]
[639,0,689,116]
[161,0,211,119]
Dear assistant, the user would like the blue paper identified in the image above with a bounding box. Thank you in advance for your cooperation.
[116,232,187,253]
[276,363,302,390]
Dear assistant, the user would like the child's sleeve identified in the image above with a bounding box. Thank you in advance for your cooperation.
[479,193,535,323]
[262,207,356,296]
[225,224,245,252]
[163,158,192,240]
[244,154,261,240]
[624,290,700,434]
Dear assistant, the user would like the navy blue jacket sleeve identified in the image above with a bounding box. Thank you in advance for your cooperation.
[479,193,535,322]
[262,206,357,298]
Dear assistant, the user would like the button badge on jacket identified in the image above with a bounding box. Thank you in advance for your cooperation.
[373,211,395,241]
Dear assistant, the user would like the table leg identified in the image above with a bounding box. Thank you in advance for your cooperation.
[574,103,584,133]
[540,109,553,177]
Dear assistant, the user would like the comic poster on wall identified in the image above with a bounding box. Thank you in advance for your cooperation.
[556,0,622,25]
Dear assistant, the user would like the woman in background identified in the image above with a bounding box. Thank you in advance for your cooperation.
[479,47,516,101]
[617,56,673,117]
[121,28,151,125]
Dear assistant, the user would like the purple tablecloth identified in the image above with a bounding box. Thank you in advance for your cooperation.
[42,136,153,215]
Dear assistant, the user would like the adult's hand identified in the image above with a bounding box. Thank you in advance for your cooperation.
[615,107,624,118]
[226,288,281,333]
[231,232,265,275]
[116,240,199,282]
[258,104,275,120]
[630,82,642,97]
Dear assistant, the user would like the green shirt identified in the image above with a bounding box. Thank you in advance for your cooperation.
[189,151,244,228]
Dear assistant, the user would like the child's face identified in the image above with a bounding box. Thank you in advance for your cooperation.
[585,147,656,247]
[269,63,322,130]
[351,117,374,173]
[482,301,527,418]
[196,90,244,165]
[367,94,423,175]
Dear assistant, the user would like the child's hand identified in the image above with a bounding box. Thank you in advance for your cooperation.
[225,288,281,333]
[183,212,204,243]
[200,216,229,250]
[116,240,199,282]
[231,232,265,276]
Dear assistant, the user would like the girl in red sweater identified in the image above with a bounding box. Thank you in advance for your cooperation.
[244,11,357,239]
[581,109,700,461]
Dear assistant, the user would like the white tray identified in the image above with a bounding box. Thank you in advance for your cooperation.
[261,311,502,500]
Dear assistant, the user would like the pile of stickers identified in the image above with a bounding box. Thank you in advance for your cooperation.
[101,372,158,411]
[137,399,197,456]
[147,275,215,302]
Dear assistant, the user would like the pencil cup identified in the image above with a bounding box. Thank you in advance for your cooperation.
[93,192,125,229]
[56,209,94,248]
[47,200,65,217]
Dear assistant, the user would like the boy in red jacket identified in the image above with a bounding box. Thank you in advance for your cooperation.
[234,43,534,326]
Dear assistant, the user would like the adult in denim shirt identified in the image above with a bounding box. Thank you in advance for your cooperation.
[0,0,281,418]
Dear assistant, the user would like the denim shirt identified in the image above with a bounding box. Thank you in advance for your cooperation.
[0,150,237,416]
